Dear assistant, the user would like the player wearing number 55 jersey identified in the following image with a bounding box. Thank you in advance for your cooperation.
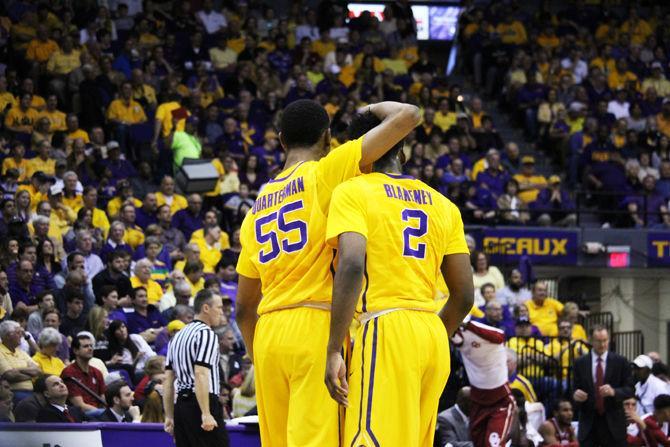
[236,100,421,447]
[324,112,474,447]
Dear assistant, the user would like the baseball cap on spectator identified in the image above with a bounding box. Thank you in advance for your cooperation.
[548,175,561,185]
[651,61,663,70]
[221,295,233,303]
[632,354,653,369]
[663,98,670,105]
[55,159,67,169]
[456,112,469,120]
[521,156,535,165]
[264,129,278,140]
[167,320,186,335]
[108,140,120,150]
[516,316,531,326]
[49,184,64,196]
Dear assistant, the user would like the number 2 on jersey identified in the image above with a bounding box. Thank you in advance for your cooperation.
[402,209,428,259]
[255,200,308,263]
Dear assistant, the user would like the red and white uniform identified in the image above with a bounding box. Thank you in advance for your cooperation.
[628,414,670,447]
[545,417,578,446]
[454,321,516,447]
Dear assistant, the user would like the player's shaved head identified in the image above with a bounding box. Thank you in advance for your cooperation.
[279,100,330,150]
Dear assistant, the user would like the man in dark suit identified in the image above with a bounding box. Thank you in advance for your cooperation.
[436,386,474,447]
[573,324,634,447]
[97,380,140,423]
[36,375,86,423]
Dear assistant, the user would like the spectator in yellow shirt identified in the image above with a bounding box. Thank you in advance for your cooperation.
[130,69,157,110]
[2,142,30,182]
[152,94,187,150]
[607,59,639,91]
[4,93,38,135]
[620,9,653,46]
[0,75,16,116]
[62,172,83,212]
[155,176,188,215]
[82,186,110,240]
[642,62,670,98]
[524,282,564,337]
[25,25,58,66]
[46,36,81,106]
[434,98,457,132]
[20,78,46,111]
[27,140,56,179]
[657,100,670,138]
[311,30,336,59]
[64,113,89,144]
[496,14,528,45]
[537,27,560,50]
[192,224,224,274]
[209,34,238,71]
[107,81,148,125]
[131,259,163,305]
[513,156,548,203]
[32,327,65,375]
[38,94,67,133]
[190,210,230,249]
[107,81,148,155]
[119,203,145,249]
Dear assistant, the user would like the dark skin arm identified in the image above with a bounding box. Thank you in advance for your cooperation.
[437,253,475,336]
[235,274,263,360]
[324,232,367,407]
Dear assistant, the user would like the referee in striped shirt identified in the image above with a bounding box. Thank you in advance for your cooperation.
[163,289,229,447]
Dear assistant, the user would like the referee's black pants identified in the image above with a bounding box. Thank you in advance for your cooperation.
[175,390,229,447]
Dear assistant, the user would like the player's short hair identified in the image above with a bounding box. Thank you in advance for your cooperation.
[348,111,402,168]
[279,100,329,149]
[552,398,571,413]
[654,394,670,411]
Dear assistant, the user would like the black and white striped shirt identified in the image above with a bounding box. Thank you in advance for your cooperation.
[166,320,220,395]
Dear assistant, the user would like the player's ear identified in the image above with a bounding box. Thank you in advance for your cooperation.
[322,128,331,152]
[278,132,287,152]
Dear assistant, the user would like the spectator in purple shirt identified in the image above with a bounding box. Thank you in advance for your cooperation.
[516,74,547,140]
[284,72,315,106]
[215,255,238,308]
[465,182,497,224]
[135,193,158,230]
[582,124,628,197]
[476,149,510,198]
[99,142,137,183]
[99,221,134,264]
[657,160,670,198]
[125,287,166,337]
[8,260,41,314]
[171,193,204,240]
[533,176,577,227]
[441,158,468,186]
[268,35,294,80]
[622,175,670,228]
[220,118,246,162]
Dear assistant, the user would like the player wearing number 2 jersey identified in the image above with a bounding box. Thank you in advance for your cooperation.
[235,100,420,447]
[324,112,474,447]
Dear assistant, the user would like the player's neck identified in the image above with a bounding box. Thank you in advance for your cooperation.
[373,159,403,175]
[284,148,318,167]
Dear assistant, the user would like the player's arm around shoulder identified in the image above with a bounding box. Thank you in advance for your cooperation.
[318,102,420,187]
